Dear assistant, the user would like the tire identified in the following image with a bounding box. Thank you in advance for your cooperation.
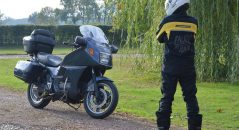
[27,84,51,109]
[84,81,119,119]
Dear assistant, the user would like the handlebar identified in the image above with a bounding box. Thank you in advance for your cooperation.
[63,37,87,49]
[63,42,79,48]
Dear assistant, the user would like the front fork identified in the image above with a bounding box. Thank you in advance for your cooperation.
[91,68,100,99]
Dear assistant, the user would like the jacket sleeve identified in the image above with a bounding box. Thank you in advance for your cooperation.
[156,20,167,43]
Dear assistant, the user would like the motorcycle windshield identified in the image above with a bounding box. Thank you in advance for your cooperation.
[80,25,109,44]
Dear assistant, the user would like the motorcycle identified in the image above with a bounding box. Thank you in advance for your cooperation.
[14,25,119,119]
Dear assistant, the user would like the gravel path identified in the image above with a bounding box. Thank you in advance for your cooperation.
[0,54,28,59]
[0,87,159,130]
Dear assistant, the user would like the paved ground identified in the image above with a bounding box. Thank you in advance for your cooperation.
[0,88,159,130]
[0,87,186,130]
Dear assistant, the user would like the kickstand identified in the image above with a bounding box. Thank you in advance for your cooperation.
[67,103,81,111]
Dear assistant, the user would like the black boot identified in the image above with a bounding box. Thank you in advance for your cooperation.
[188,114,202,130]
[157,118,170,130]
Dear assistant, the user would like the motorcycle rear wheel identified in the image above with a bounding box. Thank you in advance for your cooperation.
[84,81,118,119]
[27,83,51,109]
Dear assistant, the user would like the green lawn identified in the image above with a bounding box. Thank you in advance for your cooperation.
[0,58,238,130]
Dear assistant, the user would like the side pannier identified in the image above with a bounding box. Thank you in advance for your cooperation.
[14,61,44,83]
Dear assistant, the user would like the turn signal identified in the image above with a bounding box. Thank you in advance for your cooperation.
[89,48,94,56]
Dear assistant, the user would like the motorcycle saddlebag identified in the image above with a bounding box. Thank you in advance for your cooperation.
[14,61,44,83]
[23,29,55,54]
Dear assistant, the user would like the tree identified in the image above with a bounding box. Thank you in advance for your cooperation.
[113,0,239,82]
[102,0,116,24]
[39,7,58,25]
[0,10,5,25]
[94,2,102,23]
[60,0,80,24]
[54,8,68,24]
[28,12,38,24]
[28,7,58,25]
[60,0,101,24]
[78,0,97,23]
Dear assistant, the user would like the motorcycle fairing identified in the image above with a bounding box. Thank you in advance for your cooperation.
[57,66,88,101]
[61,38,112,69]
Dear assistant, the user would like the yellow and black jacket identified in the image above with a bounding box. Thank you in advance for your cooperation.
[156,12,198,73]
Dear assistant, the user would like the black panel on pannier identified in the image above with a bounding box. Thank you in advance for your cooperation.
[23,29,55,54]
[14,61,44,83]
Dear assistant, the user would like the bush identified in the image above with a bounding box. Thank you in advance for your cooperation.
[0,25,126,47]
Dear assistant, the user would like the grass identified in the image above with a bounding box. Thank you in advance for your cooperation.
[0,58,26,90]
[0,58,239,130]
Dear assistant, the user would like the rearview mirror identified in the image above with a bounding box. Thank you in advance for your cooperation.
[111,45,118,54]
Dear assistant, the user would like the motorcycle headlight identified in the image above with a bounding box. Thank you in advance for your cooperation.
[100,52,111,65]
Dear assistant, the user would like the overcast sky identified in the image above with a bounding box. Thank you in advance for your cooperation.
[0,0,104,19]
[0,0,62,19]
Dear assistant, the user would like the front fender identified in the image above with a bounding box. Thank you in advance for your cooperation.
[96,76,113,82]
[87,76,113,92]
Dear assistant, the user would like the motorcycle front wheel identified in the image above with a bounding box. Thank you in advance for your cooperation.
[84,81,119,119]
[27,83,51,109]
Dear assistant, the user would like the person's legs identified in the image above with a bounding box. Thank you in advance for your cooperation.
[156,72,178,130]
[179,70,202,130]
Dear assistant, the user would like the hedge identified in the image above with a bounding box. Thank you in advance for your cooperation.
[0,25,126,47]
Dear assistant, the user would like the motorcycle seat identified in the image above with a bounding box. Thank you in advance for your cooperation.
[37,52,62,67]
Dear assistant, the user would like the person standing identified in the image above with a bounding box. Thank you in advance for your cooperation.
[155,0,202,130]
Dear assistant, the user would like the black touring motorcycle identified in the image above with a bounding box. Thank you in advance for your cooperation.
[14,25,119,119]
